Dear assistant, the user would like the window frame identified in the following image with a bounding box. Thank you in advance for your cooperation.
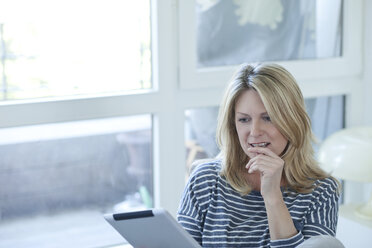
[0,0,187,216]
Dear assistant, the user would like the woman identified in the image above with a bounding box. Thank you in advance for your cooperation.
[177,63,341,247]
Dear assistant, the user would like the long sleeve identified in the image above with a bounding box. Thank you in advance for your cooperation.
[301,178,340,237]
[177,162,218,245]
[177,176,204,244]
[270,177,340,248]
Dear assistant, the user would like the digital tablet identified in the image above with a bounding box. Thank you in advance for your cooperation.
[104,208,201,248]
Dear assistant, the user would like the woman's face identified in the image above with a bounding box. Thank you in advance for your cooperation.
[235,90,288,158]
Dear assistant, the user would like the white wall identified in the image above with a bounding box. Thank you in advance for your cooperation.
[362,0,372,201]
[342,0,372,205]
[363,0,372,125]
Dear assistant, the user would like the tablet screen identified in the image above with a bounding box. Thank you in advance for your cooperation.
[104,209,201,248]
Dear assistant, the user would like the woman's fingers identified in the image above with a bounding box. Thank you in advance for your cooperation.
[246,151,283,169]
[246,157,280,174]
[245,148,284,175]
[247,146,277,157]
[245,147,285,198]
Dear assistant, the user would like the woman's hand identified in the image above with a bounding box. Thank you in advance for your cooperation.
[245,146,284,200]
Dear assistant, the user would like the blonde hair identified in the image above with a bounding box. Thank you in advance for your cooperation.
[217,63,330,194]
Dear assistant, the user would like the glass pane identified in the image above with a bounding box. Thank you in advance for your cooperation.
[0,115,153,247]
[196,0,343,68]
[0,0,151,101]
[184,96,344,173]
[185,106,220,175]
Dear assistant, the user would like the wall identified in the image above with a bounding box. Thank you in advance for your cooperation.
[363,0,372,125]
[362,0,372,200]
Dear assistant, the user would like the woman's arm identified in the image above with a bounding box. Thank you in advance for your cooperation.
[264,192,298,240]
[247,147,340,246]
[301,178,340,237]
[246,147,298,240]
[177,162,218,245]
[177,172,204,244]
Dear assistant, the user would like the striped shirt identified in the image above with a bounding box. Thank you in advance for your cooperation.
[177,160,339,248]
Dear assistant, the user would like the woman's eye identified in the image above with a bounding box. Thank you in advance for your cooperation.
[238,118,250,123]
[263,116,271,122]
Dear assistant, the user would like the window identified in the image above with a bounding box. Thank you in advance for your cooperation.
[196,0,342,68]
[0,115,153,247]
[0,0,151,100]
[0,1,157,247]
[179,0,362,89]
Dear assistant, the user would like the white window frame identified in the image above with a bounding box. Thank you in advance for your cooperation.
[0,0,365,217]
[0,0,187,216]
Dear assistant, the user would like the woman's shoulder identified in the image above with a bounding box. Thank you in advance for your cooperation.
[190,159,222,177]
[313,176,340,194]
[187,159,222,188]
[286,177,339,199]
[183,159,222,204]
[307,176,340,203]
[285,177,340,209]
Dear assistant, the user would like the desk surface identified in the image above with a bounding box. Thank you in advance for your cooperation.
[337,204,372,247]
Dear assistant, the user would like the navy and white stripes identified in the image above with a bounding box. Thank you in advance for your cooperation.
[177,161,339,248]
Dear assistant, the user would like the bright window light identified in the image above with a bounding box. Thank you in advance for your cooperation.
[0,0,152,100]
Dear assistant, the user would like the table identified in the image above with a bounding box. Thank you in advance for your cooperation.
[336,204,372,247]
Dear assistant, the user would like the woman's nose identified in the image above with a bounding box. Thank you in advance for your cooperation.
[250,120,263,137]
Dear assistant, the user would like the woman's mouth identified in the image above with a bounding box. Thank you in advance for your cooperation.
[249,142,270,148]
